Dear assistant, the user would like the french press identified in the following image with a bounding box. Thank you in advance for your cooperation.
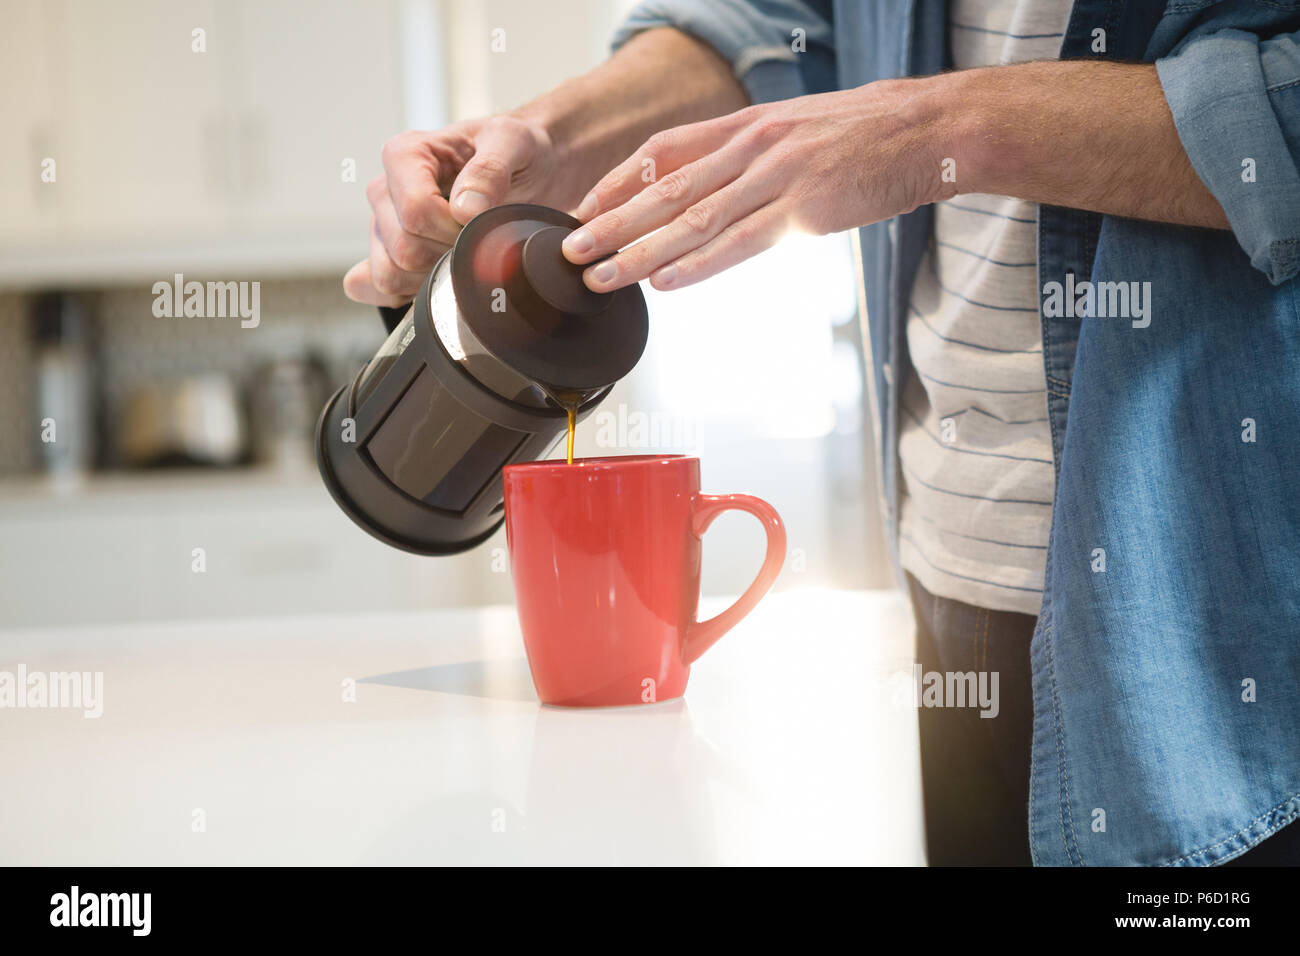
[316,203,649,555]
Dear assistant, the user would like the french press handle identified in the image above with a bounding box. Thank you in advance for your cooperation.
[377,304,411,335]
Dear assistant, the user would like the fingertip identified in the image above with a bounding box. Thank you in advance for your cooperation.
[342,261,371,302]
[343,261,408,307]
[561,226,595,263]
[450,189,489,224]
[582,259,618,291]
[649,262,680,291]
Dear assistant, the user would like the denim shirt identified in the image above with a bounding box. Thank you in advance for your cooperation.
[614,0,1300,865]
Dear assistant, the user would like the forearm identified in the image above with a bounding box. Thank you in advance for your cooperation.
[941,60,1229,230]
[512,27,749,210]
[558,53,1238,295]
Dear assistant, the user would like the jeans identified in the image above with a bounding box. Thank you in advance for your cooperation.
[907,572,1036,866]
[906,572,1299,866]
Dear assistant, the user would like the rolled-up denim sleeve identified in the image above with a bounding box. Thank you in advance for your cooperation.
[1157,29,1300,285]
[611,0,836,105]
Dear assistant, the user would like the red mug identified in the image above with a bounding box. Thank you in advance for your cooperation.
[502,455,787,707]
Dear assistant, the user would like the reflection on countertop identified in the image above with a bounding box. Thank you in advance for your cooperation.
[0,589,923,865]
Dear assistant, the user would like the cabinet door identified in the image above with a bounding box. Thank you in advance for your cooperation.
[0,2,60,246]
[225,0,404,243]
[0,0,414,284]
[56,0,232,242]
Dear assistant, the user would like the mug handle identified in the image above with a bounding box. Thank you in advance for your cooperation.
[682,493,787,665]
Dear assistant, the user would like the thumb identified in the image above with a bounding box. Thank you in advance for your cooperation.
[448,118,536,224]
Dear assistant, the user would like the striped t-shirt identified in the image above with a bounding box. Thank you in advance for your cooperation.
[897,0,1072,616]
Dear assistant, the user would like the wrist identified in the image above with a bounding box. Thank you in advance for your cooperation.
[932,65,1031,200]
[869,71,973,209]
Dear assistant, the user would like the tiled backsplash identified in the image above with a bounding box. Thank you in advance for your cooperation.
[0,294,35,474]
[0,278,387,476]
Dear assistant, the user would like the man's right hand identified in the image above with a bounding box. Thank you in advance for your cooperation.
[343,114,559,307]
[341,28,749,308]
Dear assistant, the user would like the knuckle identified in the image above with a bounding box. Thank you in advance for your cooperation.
[389,234,422,273]
[617,243,651,275]
[763,144,799,171]
[366,176,387,205]
[370,263,401,296]
[644,129,675,157]
[787,202,817,235]
[393,195,425,232]
[751,116,786,140]
[654,169,690,203]
[469,154,509,183]
[592,171,625,206]
[592,208,627,243]
[724,218,756,246]
[740,116,790,150]
[680,202,713,235]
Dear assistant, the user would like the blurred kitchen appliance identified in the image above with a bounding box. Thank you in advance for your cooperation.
[31,293,94,477]
[118,374,246,467]
[249,355,329,468]
[316,203,648,555]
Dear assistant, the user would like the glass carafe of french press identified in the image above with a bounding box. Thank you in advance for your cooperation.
[317,203,649,554]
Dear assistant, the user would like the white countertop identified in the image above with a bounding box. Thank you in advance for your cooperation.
[0,588,923,866]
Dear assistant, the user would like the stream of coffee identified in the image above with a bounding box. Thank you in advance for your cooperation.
[565,404,576,465]
[545,389,580,466]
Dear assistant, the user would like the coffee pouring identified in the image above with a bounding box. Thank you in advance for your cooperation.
[317,203,649,555]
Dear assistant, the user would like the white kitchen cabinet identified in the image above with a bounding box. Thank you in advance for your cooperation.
[0,0,63,245]
[0,468,515,628]
[55,0,230,240]
[0,0,408,287]
[224,0,405,236]
[0,0,646,288]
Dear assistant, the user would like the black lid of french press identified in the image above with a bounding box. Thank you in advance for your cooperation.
[449,203,649,393]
